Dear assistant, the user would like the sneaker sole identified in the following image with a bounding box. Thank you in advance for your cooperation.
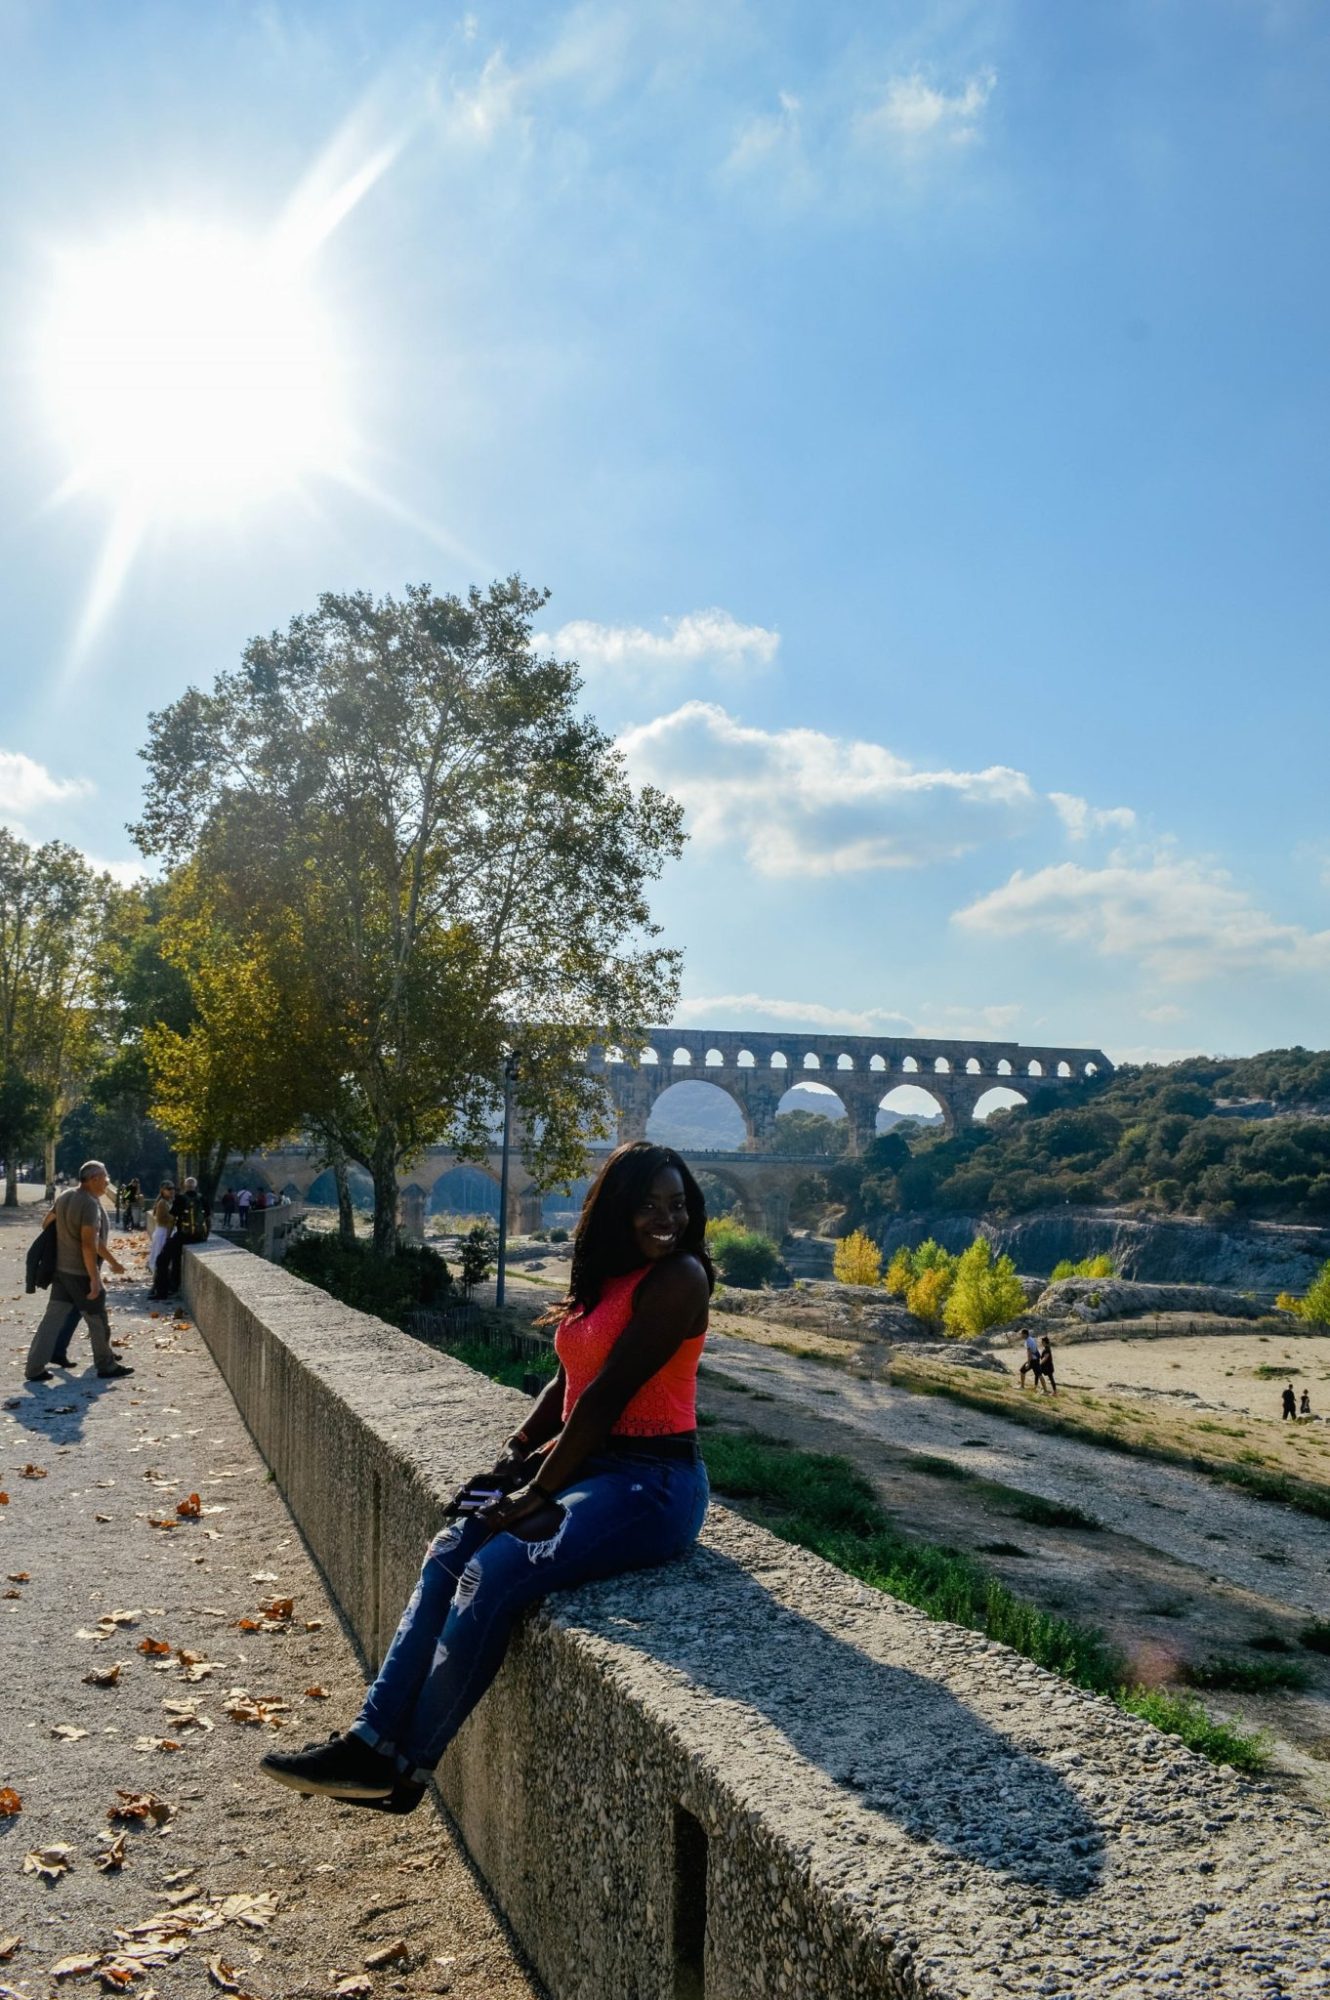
[260,1762,393,1800]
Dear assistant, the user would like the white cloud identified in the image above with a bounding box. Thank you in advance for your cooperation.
[619,702,1037,876]
[548,608,779,679]
[954,854,1330,983]
[855,69,996,148]
[1141,1002,1186,1024]
[0,748,92,823]
[83,855,146,888]
[1050,792,1137,842]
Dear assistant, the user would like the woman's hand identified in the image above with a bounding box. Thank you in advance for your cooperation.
[479,1482,559,1534]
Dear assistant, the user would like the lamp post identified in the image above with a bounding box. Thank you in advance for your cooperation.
[495,1050,520,1309]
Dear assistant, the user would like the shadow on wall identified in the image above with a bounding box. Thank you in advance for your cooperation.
[564,1545,1107,1900]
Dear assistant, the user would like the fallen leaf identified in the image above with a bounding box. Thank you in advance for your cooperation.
[364,1937,409,1969]
[304,1619,323,1632]
[0,1940,17,1964]
[179,1660,219,1684]
[1,1590,18,1600]
[6,1573,29,1584]
[146,1518,178,1532]
[205,1959,261,1996]
[137,1638,172,1657]
[51,1953,102,1978]
[100,1609,141,1628]
[162,1870,195,1888]
[108,1791,174,1826]
[250,1572,278,1584]
[96,1831,128,1873]
[0,1788,21,1816]
[134,1738,182,1753]
[20,1465,46,1480]
[23,1843,74,1881]
[304,1686,330,1699]
[94,1513,113,1523]
[221,1690,288,1727]
[84,1663,123,1688]
[257,1597,293,1622]
[233,1619,262,1634]
[333,1978,372,1999]
[216,1892,279,1930]
[0,1493,8,1505]
[175,1494,201,1518]
[99,1961,141,1990]
[51,1725,88,1742]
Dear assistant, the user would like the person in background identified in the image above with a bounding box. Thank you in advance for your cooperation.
[1298,1387,1311,1419]
[1282,1383,1298,1421]
[1018,1327,1041,1389]
[236,1185,253,1229]
[1036,1334,1057,1394]
[124,1177,142,1229]
[25,1160,133,1383]
[148,1181,175,1277]
[221,1187,237,1231]
[171,1175,211,1245]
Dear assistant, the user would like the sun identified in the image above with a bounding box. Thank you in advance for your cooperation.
[37,218,348,518]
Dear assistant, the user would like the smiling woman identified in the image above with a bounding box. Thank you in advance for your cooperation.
[36,219,348,517]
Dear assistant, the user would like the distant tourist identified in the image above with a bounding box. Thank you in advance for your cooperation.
[1282,1384,1297,1421]
[221,1187,237,1231]
[236,1185,253,1228]
[1019,1327,1041,1389]
[1299,1388,1312,1419]
[25,1160,133,1383]
[259,1139,713,1814]
[172,1176,211,1245]
[147,1181,175,1275]
[1037,1334,1057,1395]
[123,1177,142,1229]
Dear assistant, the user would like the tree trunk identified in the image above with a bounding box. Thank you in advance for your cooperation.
[3,1163,16,1208]
[333,1154,356,1247]
[371,1129,400,1259]
[44,1131,57,1194]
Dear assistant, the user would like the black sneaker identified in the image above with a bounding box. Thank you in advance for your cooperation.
[25,1370,55,1383]
[260,1732,395,1800]
[97,1364,135,1380]
[340,1776,428,1815]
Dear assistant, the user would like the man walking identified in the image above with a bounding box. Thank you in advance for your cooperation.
[25,1160,133,1383]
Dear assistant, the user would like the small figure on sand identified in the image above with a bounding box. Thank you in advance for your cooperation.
[1019,1327,1040,1389]
[1037,1334,1056,1394]
[1282,1383,1297,1421]
[1299,1387,1312,1419]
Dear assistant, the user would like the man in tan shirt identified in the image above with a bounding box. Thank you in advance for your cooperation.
[25,1160,132,1383]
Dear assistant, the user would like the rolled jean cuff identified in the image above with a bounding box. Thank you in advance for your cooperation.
[349,1720,421,1779]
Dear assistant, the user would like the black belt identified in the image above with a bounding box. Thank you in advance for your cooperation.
[601,1433,700,1463]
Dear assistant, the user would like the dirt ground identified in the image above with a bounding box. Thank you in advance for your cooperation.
[1047,1328,1330,1426]
[0,1191,542,2000]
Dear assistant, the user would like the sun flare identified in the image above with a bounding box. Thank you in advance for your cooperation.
[38,219,348,517]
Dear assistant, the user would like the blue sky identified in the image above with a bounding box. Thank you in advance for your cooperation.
[1,0,1328,1070]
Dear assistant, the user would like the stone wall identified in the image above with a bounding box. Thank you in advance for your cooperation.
[183,1240,1330,2000]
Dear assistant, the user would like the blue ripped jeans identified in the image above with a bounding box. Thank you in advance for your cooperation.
[352,1450,709,1779]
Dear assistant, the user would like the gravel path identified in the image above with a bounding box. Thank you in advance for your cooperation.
[0,1194,540,2000]
[704,1333,1330,1617]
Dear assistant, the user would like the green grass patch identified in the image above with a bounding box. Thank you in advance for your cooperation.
[910,1453,976,1481]
[1182,1656,1310,1693]
[701,1428,1267,1774]
[1247,1633,1294,1653]
[1004,1493,1103,1532]
[1253,1364,1300,1379]
[1115,1689,1269,1774]
[429,1334,559,1393]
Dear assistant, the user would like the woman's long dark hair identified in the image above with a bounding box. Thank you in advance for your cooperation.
[557,1141,714,1318]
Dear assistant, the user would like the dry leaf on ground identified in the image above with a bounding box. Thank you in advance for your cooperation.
[6,1572,29,1583]
[1,1590,18,1601]
[24,1844,74,1881]
[51,1724,88,1742]
[204,1958,261,1997]
[51,1953,102,1978]
[135,1738,183,1754]
[96,1832,128,1873]
[304,1685,330,1699]
[99,1610,141,1628]
[332,1979,373,1999]
[364,1937,409,1969]
[175,1494,202,1519]
[94,1513,113,1523]
[0,1939,18,1963]
[136,1638,172,1657]
[146,1518,179,1532]
[0,1493,9,1505]
[0,1788,22,1816]
[257,1597,294,1621]
[84,1663,123,1688]
[108,1791,174,1826]
[20,1464,47,1479]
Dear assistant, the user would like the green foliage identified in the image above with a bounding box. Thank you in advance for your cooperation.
[1049,1253,1117,1279]
[701,1429,1265,1771]
[707,1217,782,1288]
[437,1334,559,1391]
[1181,1656,1310,1693]
[285,1232,453,1328]
[1278,1257,1330,1326]
[943,1237,1027,1337]
[1299,1620,1330,1655]
[1006,1493,1102,1531]
[769,1109,848,1158]
[549,1226,569,1243]
[832,1228,882,1285]
[460,1221,498,1293]
[0,1066,43,1167]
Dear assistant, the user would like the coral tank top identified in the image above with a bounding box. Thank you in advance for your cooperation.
[555,1265,706,1437]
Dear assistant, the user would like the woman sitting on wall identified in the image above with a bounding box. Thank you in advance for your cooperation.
[260,1140,713,1813]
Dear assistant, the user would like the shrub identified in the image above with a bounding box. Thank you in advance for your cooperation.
[1050,1253,1117,1280]
[285,1234,452,1328]
[706,1218,781,1288]
[1279,1257,1330,1326]
[906,1265,952,1328]
[944,1237,1027,1338]
[549,1226,569,1243]
[833,1229,882,1286]
[460,1221,497,1294]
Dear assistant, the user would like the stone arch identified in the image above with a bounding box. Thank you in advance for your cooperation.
[777,1080,847,1123]
[307,1165,372,1208]
[1057,1060,1072,1078]
[965,1057,981,1074]
[691,1165,757,1228]
[640,1046,660,1064]
[802,1052,821,1070]
[836,1053,854,1070]
[1084,1061,1100,1077]
[281,1181,302,1201]
[869,1054,886,1072]
[902,1055,919,1074]
[877,1084,946,1131]
[972,1087,1029,1122]
[672,1046,693,1066]
[429,1164,501,1217]
[1027,1059,1043,1077]
[646,1079,749,1151]
[934,1056,951,1074]
[705,1047,725,1067]
[737,1048,756,1068]
[997,1058,1013,1076]
[770,1051,788,1069]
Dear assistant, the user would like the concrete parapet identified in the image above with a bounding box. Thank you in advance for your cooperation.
[183,1240,1330,2000]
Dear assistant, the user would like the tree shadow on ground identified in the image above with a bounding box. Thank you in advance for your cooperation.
[562,1543,1107,1899]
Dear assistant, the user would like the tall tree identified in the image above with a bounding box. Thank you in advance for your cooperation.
[134,578,684,1252]
[0,829,107,1203]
